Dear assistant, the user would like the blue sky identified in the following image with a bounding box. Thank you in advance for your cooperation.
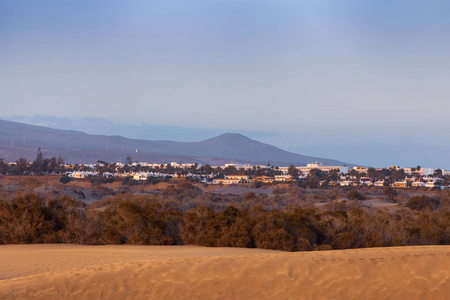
[1,1,450,168]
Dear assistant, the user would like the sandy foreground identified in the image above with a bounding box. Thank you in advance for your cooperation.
[0,245,448,299]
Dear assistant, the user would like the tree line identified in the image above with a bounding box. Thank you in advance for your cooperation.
[0,148,65,175]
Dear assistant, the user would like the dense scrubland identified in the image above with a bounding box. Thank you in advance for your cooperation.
[0,177,448,251]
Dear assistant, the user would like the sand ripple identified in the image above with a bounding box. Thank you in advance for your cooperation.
[0,245,449,299]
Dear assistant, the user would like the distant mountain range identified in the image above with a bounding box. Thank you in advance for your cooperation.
[0,119,352,166]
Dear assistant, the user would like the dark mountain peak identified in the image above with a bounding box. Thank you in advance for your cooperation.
[202,133,251,144]
[0,119,353,166]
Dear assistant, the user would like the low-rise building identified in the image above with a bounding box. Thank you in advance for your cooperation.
[68,171,99,178]
[352,166,368,173]
[374,181,385,187]
[225,175,250,181]
[210,175,250,184]
[254,176,274,183]
[339,181,352,186]
[279,162,347,176]
[211,178,242,185]
[274,175,293,182]
[425,181,439,188]
[391,181,408,188]
[360,180,373,186]
[133,173,147,181]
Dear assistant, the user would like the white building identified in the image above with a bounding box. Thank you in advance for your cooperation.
[339,181,352,186]
[279,162,346,176]
[133,173,148,181]
[352,166,368,173]
[425,181,438,188]
[274,175,293,182]
[391,181,408,188]
[374,181,385,187]
[68,171,99,178]
[422,168,434,176]
[340,165,349,174]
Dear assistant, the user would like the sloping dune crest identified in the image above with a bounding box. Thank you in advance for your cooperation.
[0,245,449,299]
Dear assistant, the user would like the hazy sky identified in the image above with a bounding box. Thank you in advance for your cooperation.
[1,1,450,168]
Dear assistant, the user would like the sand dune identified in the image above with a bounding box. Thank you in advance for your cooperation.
[0,245,449,299]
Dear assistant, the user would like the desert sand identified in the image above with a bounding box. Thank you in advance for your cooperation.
[0,245,448,299]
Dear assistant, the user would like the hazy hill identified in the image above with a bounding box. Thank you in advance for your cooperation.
[0,119,352,166]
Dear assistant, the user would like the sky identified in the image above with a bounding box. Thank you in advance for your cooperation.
[1,1,450,168]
